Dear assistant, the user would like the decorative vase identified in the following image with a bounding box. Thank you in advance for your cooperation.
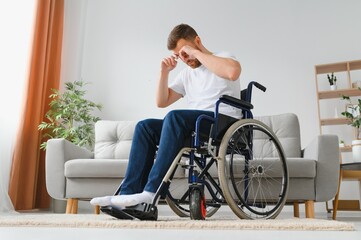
[330,85,337,91]
[352,139,361,162]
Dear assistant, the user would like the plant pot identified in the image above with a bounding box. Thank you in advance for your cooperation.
[352,139,361,162]
[330,85,337,91]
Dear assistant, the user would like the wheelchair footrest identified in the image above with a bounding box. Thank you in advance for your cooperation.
[100,206,135,220]
[100,203,158,221]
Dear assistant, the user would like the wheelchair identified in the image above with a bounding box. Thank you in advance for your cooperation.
[101,81,289,220]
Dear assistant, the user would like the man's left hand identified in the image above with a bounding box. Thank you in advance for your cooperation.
[179,45,199,62]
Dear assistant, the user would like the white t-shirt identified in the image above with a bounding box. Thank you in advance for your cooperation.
[169,51,242,119]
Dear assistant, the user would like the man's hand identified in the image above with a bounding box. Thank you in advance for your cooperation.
[178,45,199,63]
[161,56,178,74]
[157,55,182,108]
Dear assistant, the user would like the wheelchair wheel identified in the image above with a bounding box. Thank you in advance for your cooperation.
[164,148,220,218]
[217,119,289,219]
[190,188,206,220]
[165,178,220,218]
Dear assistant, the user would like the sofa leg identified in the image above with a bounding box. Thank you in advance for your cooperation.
[71,199,78,214]
[332,168,343,220]
[293,202,300,218]
[305,200,315,218]
[66,198,79,214]
[66,199,73,214]
[95,205,100,214]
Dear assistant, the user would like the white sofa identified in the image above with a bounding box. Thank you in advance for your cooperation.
[45,113,340,217]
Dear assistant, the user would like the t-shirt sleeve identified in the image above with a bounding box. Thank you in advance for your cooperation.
[216,51,237,61]
[169,70,186,96]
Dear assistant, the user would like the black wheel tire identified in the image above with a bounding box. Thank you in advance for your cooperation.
[166,189,220,218]
[190,189,206,220]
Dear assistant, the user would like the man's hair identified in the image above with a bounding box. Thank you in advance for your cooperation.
[167,24,198,50]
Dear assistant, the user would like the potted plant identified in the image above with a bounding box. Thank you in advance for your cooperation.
[328,72,337,90]
[38,80,102,150]
[341,92,361,162]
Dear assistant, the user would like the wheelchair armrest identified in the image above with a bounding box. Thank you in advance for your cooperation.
[219,95,253,110]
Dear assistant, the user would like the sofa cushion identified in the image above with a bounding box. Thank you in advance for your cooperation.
[94,114,301,160]
[285,158,316,178]
[64,158,186,179]
[94,121,136,159]
[65,159,128,178]
[255,113,301,158]
[206,157,316,178]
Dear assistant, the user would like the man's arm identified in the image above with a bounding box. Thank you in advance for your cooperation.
[195,51,241,81]
[156,56,182,108]
[180,45,241,81]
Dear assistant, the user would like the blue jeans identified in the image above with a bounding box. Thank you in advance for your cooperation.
[120,109,214,194]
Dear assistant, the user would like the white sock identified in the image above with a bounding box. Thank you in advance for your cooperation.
[90,196,113,206]
[111,191,155,208]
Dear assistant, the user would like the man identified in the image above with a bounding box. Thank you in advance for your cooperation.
[91,23,241,208]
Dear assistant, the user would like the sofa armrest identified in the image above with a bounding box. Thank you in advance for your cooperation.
[303,134,340,202]
[45,138,94,200]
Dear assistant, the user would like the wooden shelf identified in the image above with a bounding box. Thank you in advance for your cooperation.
[349,60,361,71]
[320,118,349,126]
[342,169,361,179]
[318,88,361,99]
[340,146,352,152]
[316,60,361,219]
[332,200,360,211]
[315,60,361,74]
[315,62,348,74]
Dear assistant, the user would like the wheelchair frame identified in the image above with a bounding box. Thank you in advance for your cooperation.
[101,82,289,221]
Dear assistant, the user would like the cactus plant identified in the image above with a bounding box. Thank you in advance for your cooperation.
[327,72,337,86]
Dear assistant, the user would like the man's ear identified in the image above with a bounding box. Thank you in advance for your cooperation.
[194,36,202,47]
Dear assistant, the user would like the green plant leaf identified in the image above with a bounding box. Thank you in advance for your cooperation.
[341,88,361,131]
[38,80,102,150]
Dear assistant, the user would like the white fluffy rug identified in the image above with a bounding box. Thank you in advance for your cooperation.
[0,213,354,231]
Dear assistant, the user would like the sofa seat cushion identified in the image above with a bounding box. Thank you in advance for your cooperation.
[64,158,186,179]
[285,158,316,178]
[231,157,316,178]
[65,159,129,178]
[206,157,316,178]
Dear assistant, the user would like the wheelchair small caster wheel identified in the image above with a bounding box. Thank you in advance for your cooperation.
[190,188,206,220]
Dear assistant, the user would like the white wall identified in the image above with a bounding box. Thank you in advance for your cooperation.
[63,0,361,147]
[61,0,361,208]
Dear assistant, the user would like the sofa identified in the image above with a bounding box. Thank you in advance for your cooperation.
[45,113,340,217]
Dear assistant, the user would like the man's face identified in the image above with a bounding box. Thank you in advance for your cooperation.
[173,38,202,69]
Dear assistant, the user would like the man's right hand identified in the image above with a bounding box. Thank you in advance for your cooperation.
[157,55,182,108]
[161,56,178,74]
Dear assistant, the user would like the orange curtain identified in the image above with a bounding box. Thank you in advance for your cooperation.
[9,0,64,210]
